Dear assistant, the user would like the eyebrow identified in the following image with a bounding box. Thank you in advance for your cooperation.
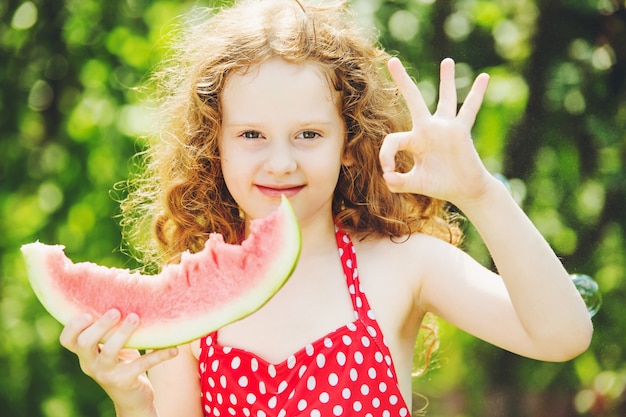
[223,120,338,128]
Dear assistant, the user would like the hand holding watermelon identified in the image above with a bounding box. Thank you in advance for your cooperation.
[59,309,178,415]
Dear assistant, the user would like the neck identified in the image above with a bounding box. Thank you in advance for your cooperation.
[297,213,338,258]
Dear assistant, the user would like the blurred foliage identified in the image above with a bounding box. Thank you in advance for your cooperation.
[0,0,624,416]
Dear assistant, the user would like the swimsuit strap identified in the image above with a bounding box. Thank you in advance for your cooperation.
[334,226,386,343]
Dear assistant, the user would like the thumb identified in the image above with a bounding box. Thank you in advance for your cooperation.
[383,170,416,194]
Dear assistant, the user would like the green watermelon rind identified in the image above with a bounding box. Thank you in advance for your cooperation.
[20,195,301,349]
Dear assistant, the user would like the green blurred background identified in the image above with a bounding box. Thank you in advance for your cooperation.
[1,0,624,416]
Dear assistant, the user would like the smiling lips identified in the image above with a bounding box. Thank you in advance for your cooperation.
[256,184,304,198]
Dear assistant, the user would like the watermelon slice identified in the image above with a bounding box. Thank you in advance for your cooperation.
[21,195,301,349]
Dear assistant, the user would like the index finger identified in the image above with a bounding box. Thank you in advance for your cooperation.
[387,57,430,126]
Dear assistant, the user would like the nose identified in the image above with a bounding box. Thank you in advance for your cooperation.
[264,139,297,175]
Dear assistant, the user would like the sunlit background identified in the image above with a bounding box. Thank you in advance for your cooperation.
[1,0,625,416]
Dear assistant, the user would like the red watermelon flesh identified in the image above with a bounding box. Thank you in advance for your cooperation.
[21,195,301,349]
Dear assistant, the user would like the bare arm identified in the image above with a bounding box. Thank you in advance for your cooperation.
[149,342,203,417]
[380,57,592,360]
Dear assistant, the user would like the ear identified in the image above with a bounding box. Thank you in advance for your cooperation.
[341,149,355,167]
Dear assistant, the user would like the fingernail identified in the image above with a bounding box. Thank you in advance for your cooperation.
[125,313,139,325]
[106,309,120,320]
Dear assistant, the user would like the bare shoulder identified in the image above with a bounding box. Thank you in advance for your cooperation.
[350,232,456,324]
[352,232,459,281]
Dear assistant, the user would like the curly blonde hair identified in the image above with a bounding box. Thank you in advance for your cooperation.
[121,0,461,267]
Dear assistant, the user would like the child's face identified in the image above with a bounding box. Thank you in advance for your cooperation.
[219,58,346,224]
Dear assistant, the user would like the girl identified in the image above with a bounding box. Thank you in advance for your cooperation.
[59,0,593,416]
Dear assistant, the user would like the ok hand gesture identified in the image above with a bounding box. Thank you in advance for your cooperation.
[380,58,494,210]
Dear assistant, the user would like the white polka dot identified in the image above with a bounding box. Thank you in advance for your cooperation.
[208,346,215,357]
[268,364,277,378]
[287,355,296,369]
[349,284,355,294]
[389,394,398,405]
[319,392,330,403]
[379,382,387,393]
[367,326,377,337]
[258,381,267,395]
[229,394,237,405]
[353,401,363,412]
[367,309,375,319]
[360,384,370,395]
[307,375,316,391]
[212,406,220,416]
[343,235,349,243]
[328,373,339,386]
[333,405,343,416]
[256,411,266,417]
[231,356,241,369]
[374,352,383,363]
[243,408,251,417]
[208,377,215,388]
[220,375,227,388]
[298,365,307,378]
[268,396,277,409]
[200,362,206,373]
[382,411,390,417]
[342,388,351,399]
[354,351,364,364]
[347,322,357,331]
[342,335,352,345]
[368,367,377,379]
[277,380,288,393]
[305,344,314,356]
[223,347,232,354]
[346,259,352,268]
[211,359,219,372]
[251,357,258,372]
[356,296,362,308]
[246,393,256,405]
[217,393,223,404]
[228,407,236,416]
[372,397,380,408]
[349,368,358,381]
[400,407,409,416]
[206,392,212,402]
[238,375,248,387]
[323,337,333,348]
[298,399,307,411]
[277,410,286,417]
[316,353,326,368]
[310,410,321,417]
[361,336,371,347]
[336,351,346,366]
[385,355,392,365]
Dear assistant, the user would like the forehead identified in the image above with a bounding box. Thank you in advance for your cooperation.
[222,58,339,106]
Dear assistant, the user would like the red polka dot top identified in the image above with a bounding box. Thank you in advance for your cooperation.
[198,227,411,416]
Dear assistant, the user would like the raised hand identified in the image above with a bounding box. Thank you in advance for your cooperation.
[59,310,178,415]
[380,57,494,209]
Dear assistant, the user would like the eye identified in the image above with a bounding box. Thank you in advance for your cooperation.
[241,131,262,139]
[297,131,320,139]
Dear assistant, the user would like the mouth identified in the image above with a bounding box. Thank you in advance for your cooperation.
[255,184,304,197]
